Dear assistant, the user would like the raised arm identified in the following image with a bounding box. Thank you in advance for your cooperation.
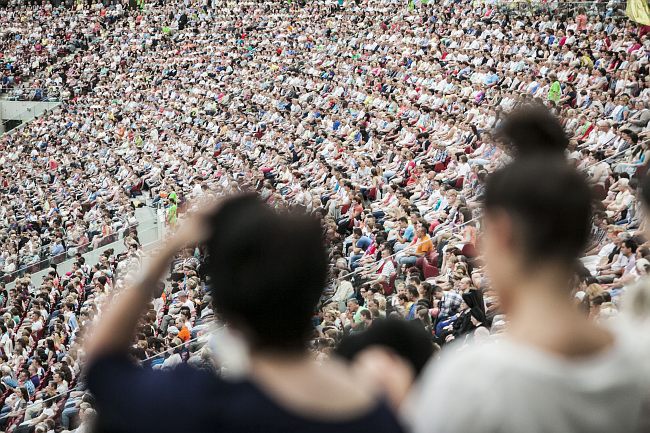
[86,205,215,361]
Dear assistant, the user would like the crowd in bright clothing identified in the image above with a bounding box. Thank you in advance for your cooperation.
[0,0,647,430]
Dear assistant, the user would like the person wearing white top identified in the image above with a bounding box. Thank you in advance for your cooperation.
[408,327,649,433]
[408,119,650,433]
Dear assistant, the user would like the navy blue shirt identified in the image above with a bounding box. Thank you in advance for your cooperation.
[356,236,372,251]
[88,355,405,433]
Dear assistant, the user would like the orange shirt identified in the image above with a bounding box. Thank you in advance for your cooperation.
[178,326,190,342]
[415,235,433,256]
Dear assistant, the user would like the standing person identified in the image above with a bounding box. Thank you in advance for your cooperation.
[547,73,562,105]
[86,194,404,433]
[166,192,178,228]
[409,121,650,432]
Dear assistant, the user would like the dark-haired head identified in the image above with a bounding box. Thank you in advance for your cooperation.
[621,239,638,255]
[335,319,435,376]
[484,158,593,265]
[495,105,568,158]
[206,194,327,352]
[483,155,593,307]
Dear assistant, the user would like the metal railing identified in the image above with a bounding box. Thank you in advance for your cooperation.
[1,84,63,102]
[3,223,162,286]
[0,99,60,119]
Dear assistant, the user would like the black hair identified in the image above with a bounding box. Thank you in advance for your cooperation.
[486,108,593,265]
[18,387,28,401]
[495,105,568,158]
[335,319,435,376]
[592,150,606,161]
[485,158,592,264]
[206,194,327,351]
[406,284,419,298]
[623,239,638,253]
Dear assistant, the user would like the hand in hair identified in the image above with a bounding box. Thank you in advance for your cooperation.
[167,196,225,249]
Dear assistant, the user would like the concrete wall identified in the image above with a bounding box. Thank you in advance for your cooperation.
[0,101,60,123]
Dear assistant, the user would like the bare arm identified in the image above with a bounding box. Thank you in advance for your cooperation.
[86,204,215,361]
[86,240,180,360]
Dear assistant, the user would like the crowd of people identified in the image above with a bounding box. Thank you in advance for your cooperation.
[0,224,213,432]
[0,0,646,430]
[0,0,646,282]
[0,1,124,100]
[0,2,137,281]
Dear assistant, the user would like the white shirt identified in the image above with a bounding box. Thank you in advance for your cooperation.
[457,162,472,179]
[1,333,12,357]
[162,353,182,370]
[612,252,630,272]
[408,331,650,433]
[597,242,616,258]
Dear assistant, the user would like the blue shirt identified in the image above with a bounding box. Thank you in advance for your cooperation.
[484,73,498,86]
[68,313,79,333]
[87,354,405,433]
[24,379,35,396]
[50,243,64,256]
[356,236,372,251]
[403,225,415,242]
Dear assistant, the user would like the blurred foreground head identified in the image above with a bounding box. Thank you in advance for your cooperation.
[335,319,436,408]
[206,194,327,351]
[483,107,593,304]
[495,104,569,158]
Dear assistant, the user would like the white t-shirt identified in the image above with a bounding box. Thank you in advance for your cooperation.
[408,330,650,433]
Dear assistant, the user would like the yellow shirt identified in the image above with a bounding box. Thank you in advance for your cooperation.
[415,235,433,256]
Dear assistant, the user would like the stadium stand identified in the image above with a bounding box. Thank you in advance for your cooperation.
[0,0,646,431]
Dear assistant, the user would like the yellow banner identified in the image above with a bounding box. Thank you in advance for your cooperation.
[627,0,650,26]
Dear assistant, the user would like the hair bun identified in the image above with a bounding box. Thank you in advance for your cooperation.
[496,104,568,158]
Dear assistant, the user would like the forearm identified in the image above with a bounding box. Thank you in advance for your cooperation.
[87,241,180,360]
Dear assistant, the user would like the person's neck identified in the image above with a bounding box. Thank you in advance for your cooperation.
[249,349,311,370]
[508,283,576,328]
[506,277,613,358]
[247,349,317,383]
